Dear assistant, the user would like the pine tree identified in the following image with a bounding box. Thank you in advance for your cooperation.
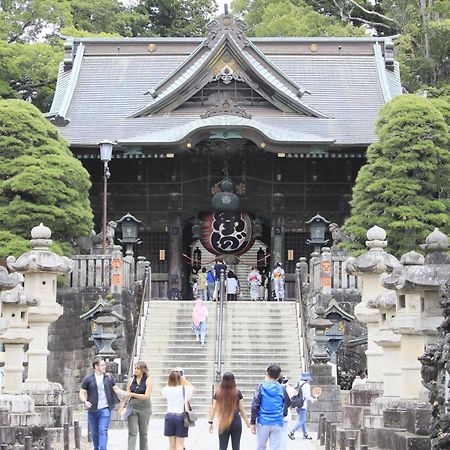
[342,94,449,256]
[0,99,93,257]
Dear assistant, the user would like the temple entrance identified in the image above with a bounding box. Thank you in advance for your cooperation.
[189,239,269,300]
[85,136,362,299]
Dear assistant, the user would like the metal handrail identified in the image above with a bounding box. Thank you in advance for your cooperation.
[296,265,309,372]
[127,264,151,379]
[215,270,226,382]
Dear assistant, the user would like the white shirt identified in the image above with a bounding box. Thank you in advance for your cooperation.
[299,382,315,410]
[161,385,193,413]
[226,277,239,294]
[95,373,108,409]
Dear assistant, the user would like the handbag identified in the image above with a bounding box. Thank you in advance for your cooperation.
[119,401,132,420]
[182,386,197,428]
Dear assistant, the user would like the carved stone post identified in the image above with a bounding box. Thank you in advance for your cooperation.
[345,226,399,383]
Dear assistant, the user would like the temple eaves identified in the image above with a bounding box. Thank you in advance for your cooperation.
[118,115,334,152]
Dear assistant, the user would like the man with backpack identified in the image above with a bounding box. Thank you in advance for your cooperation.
[250,364,290,450]
[288,371,318,440]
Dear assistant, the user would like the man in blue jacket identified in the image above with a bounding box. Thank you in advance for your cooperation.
[79,356,126,450]
[250,364,288,450]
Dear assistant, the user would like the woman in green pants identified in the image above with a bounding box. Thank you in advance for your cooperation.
[122,361,153,450]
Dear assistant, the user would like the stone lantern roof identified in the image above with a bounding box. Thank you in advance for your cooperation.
[6,223,73,274]
[381,228,450,291]
[80,295,126,321]
[345,225,399,275]
[368,291,396,309]
[0,266,22,291]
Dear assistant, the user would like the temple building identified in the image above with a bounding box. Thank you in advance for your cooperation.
[46,11,402,298]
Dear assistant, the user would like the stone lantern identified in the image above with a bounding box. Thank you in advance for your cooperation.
[382,228,450,400]
[371,291,401,397]
[345,225,399,383]
[309,306,333,365]
[7,223,73,386]
[0,283,37,394]
[80,295,126,358]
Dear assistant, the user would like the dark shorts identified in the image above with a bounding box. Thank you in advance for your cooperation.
[164,413,188,438]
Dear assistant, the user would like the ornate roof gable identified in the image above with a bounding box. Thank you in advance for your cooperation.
[129,12,328,119]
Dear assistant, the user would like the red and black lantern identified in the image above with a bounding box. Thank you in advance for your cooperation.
[200,212,255,256]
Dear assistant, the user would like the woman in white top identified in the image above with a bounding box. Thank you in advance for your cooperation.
[161,370,194,450]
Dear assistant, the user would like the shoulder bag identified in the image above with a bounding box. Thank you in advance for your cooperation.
[183,386,197,427]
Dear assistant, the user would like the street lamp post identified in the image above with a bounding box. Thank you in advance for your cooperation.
[99,140,114,254]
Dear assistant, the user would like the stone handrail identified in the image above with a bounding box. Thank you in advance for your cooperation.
[68,254,134,291]
[308,255,359,293]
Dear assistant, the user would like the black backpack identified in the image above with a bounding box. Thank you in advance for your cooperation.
[290,382,306,408]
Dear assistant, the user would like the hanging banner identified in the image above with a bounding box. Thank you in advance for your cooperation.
[200,212,255,255]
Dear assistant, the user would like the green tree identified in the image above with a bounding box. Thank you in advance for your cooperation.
[0,0,72,43]
[130,0,217,37]
[341,94,449,257]
[252,1,366,36]
[0,40,62,112]
[69,0,138,37]
[0,99,94,257]
[232,0,368,36]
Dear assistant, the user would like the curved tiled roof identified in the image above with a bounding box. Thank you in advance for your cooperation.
[47,14,402,149]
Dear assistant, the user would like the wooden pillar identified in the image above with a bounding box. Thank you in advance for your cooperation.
[168,213,183,294]
[271,215,284,266]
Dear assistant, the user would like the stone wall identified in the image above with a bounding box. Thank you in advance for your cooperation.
[47,288,138,405]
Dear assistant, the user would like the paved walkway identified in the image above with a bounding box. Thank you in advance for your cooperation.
[80,418,320,449]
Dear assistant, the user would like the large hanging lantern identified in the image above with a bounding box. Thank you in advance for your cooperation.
[200,212,255,255]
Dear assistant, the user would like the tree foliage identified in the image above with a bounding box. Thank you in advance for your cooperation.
[0,99,93,254]
[232,0,449,93]
[251,1,366,36]
[130,0,217,37]
[341,94,449,257]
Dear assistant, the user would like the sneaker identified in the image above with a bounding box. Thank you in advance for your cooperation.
[303,434,312,440]
[288,432,295,440]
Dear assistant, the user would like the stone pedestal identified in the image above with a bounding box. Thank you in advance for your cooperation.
[0,407,14,445]
[366,399,431,450]
[309,364,342,426]
[0,394,40,427]
[337,382,383,445]
[23,381,68,427]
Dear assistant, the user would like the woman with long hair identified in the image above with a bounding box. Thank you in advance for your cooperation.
[161,369,194,450]
[119,361,153,450]
[208,372,250,450]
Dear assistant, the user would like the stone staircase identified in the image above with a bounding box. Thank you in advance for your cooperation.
[139,300,303,417]
[228,243,266,301]
[138,301,217,416]
[222,301,303,411]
